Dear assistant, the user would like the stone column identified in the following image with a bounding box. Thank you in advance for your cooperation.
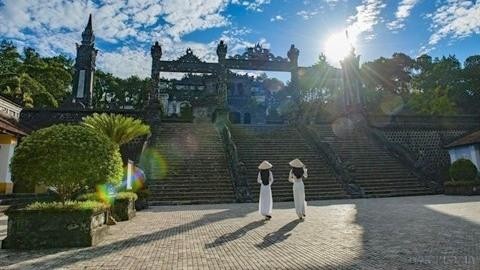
[0,134,17,194]
[214,40,229,125]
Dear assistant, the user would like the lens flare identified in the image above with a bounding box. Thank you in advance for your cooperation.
[139,148,169,180]
[119,165,147,192]
[380,94,404,115]
[331,117,355,138]
[96,184,116,205]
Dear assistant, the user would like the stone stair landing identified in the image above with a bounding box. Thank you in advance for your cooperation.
[231,124,348,202]
[143,123,235,205]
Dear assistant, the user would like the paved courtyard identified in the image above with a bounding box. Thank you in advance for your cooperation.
[0,195,479,270]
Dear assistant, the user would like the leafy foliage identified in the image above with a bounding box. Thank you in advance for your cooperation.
[116,191,138,201]
[444,180,480,187]
[93,70,150,109]
[449,158,478,182]
[82,113,151,145]
[24,200,109,213]
[0,41,72,107]
[11,124,124,202]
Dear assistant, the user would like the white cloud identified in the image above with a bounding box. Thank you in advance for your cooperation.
[421,0,480,54]
[296,10,318,20]
[387,0,420,31]
[347,0,386,41]
[270,15,284,22]
[325,0,341,7]
[98,48,151,79]
[232,0,271,12]
[0,0,270,78]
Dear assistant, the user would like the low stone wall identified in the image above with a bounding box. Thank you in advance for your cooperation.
[20,108,146,130]
[2,209,109,249]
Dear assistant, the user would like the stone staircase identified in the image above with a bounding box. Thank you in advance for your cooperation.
[142,123,235,205]
[231,125,348,201]
[309,124,433,197]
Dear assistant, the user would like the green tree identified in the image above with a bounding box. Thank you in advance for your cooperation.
[11,124,123,203]
[82,113,151,145]
[460,55,480,114]
[407,86,457,115]
[93,71,149,109]
[0,43,72,107]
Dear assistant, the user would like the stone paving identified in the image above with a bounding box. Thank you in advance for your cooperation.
[0,195,480,270]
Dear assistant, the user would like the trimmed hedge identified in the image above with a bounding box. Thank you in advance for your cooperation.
[23,201,109,213]
[444,180,480,187]
[77,191,137,204]
[11,124,123,202]
[449,159,478,182]
[116,192,138,201]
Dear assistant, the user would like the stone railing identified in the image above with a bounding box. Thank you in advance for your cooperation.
[300,124,364,197]
[366,127,440,192]
[368,114,480,129]
[20,108,146,130]
[217,123,252,202]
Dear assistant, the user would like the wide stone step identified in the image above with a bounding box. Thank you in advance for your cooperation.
[149,199,234,206]
[363,190,433,197]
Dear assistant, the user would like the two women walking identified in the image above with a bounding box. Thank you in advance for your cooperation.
[257,158,308,220]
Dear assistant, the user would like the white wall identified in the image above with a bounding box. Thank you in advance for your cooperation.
[448,145,480,170]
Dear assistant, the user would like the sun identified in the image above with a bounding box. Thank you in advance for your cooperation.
[324,31,355,65]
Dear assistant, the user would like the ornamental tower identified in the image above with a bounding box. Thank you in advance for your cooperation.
[71,14,97,108]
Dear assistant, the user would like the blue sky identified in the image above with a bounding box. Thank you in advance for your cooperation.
[0,0,479,79]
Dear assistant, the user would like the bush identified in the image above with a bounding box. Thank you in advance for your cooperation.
[77,191,137,203]
[444,180,480,187]
[23,200,109,213]
[116,191,138,201]
[449,158,478,182]
[11,124,124,203]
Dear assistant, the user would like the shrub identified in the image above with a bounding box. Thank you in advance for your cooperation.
[77,192,102,202]
[82,113,151,145]
[449,158,478,182]
[116,192,138,201]
[77,191,137,203]
[444,180,480,187]
[11,124,124,203]
[23,200,109,213]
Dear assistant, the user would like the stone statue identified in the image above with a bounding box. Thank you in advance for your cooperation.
[287,44,299,66]
[151,41,162,61]
[216,40,227,62]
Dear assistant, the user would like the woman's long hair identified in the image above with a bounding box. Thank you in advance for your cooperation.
[292,167,304,179]
[260,169,270,185]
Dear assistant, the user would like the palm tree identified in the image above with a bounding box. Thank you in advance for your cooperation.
[81,113,151,145]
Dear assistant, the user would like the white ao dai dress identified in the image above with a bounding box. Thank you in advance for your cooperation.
[289,168,308,218]
[257,171,273,217]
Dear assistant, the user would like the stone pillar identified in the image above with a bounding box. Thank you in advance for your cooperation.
[287,44,300,102]
[340,49,364,114]
[0,134,17,194]
[150,42,162,106]
[214,40,229,125]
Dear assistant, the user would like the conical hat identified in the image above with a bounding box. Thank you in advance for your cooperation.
[289,158,304,168]
[258,160,273,170]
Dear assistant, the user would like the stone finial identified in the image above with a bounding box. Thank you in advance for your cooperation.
[81,14,95,45]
